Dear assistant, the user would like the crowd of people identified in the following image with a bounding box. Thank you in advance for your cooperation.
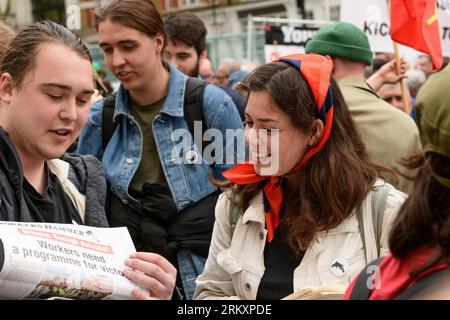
[0,0,449,300]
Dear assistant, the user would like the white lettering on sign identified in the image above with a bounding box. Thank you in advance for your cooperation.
[281,26,316,44]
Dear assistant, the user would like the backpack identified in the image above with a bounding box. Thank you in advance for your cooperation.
[228,183,393,263]
[102,78,219,268]
[356,183,394,263]
[101,77,208,152]
[348,258,450,300]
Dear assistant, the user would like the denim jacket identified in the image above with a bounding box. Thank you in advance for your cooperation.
[77,64,245,299]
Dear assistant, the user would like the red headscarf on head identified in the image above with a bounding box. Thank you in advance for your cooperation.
[223,53,334,242]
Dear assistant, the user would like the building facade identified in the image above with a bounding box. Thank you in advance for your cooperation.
[153,0,340,67]
[1,0,340,71]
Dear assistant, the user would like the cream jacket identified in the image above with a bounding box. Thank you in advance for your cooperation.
[194,180,407,300]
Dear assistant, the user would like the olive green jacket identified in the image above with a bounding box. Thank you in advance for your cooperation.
[414,64,450,159]
[338,77,421,193]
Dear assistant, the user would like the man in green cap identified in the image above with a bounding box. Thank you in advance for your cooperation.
[305,22,421,193]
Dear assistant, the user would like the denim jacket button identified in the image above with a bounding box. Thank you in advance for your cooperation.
[122,199,128,205]
[185,150,197,163]
[126,158,133,164]
[244,283,251,291]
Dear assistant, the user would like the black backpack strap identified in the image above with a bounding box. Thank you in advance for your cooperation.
[183,77,208,155]
[348,257,384,300]
[101,93,118,150]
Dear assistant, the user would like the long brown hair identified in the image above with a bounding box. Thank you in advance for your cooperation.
[220,61,384,253]
[0,21,91,88]
[95,0,167,49]
[389,152,450,273]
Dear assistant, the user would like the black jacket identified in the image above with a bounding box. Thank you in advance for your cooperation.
[0,128,108,227]
[108,182,219,262]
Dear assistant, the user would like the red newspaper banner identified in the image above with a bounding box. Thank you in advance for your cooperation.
[18,228,114,254]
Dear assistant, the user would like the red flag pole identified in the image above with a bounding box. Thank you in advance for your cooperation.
[389,0,411,114]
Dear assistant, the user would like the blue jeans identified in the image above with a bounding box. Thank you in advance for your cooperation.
[177,249,206,300]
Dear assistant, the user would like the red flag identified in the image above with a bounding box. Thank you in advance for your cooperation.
[390,0,443,70]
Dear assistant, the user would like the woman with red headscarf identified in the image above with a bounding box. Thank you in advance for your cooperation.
[194,54,406,300]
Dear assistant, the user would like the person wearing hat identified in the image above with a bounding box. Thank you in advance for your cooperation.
[344,64,450,300]
[305,22,421,194]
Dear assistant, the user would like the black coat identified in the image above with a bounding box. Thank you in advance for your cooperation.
[108,182,219,262]
[0,128,108,227]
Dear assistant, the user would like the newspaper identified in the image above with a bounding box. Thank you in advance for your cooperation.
[282,284,346,300]
[0,221,143,300]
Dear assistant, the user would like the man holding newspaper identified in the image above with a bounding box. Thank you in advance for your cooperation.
[0,21,176,300]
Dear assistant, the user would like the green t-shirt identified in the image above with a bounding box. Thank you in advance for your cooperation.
[128,98,167,194]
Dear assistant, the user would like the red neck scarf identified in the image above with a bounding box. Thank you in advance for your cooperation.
[223,53,334,242]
